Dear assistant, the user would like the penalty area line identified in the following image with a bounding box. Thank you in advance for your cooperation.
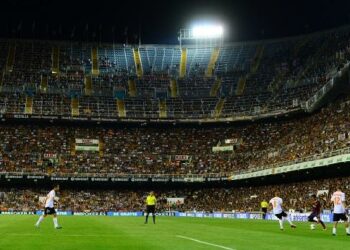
[176,235,236,250]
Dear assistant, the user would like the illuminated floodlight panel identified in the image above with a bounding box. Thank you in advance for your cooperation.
[178,23,224,47]
[192,25,223,39]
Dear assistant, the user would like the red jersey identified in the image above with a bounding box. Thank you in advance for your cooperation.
[312,200,321,214]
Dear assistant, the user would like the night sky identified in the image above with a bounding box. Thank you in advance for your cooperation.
[1,0,350,44]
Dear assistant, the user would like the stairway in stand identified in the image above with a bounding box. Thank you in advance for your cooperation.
[40,75,48,93]
[71,98,79,117]
[210,78,222,97]
[205,47,220,77]
[159,100,167,118]
[170,79,178,98]
[179,48,187,78]
[6,44,16,73]
[128,79,137,97]
[133,48,143,77]
[84,75,93,96]
[24,96,33,115]
[212,98,225,118]
[235,76,246,96]
[52,46,59,74]
[116,99,126,118]
[91,47,99,76]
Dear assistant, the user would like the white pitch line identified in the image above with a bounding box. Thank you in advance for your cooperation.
[176,235,235,250]
[5,234,122,237]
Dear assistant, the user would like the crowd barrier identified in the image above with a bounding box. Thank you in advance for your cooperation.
[1,211,348,223]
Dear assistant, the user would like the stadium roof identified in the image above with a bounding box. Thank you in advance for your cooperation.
[1,0,350,44]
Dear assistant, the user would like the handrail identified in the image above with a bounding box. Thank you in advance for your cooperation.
[302,61,349,112]
[236,146,350,175]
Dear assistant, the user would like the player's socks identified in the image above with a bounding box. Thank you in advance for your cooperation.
[53,217,59,228]
[145,214,149,224]
[152,215,156,224]
[319,220,326,229]
[279,219,284,230]
[332,227,336,235]
[35,215,44,226]
[285,217,296,227]
[346,227,350,234]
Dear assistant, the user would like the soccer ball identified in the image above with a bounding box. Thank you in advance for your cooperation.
[310,224,315,230]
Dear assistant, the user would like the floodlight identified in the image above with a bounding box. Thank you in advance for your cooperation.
[192,25,223,39]
[178,23,225,47]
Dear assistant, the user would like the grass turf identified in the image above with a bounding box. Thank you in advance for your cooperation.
[0,215,348,250]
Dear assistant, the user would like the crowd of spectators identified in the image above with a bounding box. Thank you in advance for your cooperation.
[0,26,350,119]
[1,93,350,176]
[0,176,349,213]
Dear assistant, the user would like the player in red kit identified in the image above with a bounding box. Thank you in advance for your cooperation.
[308,194,326,230]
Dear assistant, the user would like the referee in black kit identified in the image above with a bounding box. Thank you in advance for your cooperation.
[145,191,157,224]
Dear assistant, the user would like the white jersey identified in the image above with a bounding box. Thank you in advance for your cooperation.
[270,197,283,214]
[45,190,55,208]
[331,191,346,214]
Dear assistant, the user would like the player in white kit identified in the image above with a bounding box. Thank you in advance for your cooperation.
[269,192,297,230]
[330,188,349,236]
[35,184,62,229]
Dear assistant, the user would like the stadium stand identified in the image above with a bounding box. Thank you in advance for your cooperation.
[0,176,349,213]
[1,26,350,216]
[0,26,349,121]
[1,29,350,243]
[1,93,350,177]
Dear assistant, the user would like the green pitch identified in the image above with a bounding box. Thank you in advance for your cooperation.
[0,215,348,250]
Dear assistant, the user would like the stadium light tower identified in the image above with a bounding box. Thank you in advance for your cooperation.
[178,24,224,47]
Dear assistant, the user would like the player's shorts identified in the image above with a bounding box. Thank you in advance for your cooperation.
[275,211,288,220]
[44,207,56,215]
[307,212,320,222]
[333,213,348,222]
[262,208,267,213]
[146,205,155,214]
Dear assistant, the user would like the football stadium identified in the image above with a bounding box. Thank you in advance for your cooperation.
[1,0,350,249]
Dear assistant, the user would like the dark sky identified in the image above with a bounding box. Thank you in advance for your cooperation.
[1,0,350,44]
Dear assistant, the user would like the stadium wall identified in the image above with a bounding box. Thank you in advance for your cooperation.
[1,161,350,189]
[0,210,345,223]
